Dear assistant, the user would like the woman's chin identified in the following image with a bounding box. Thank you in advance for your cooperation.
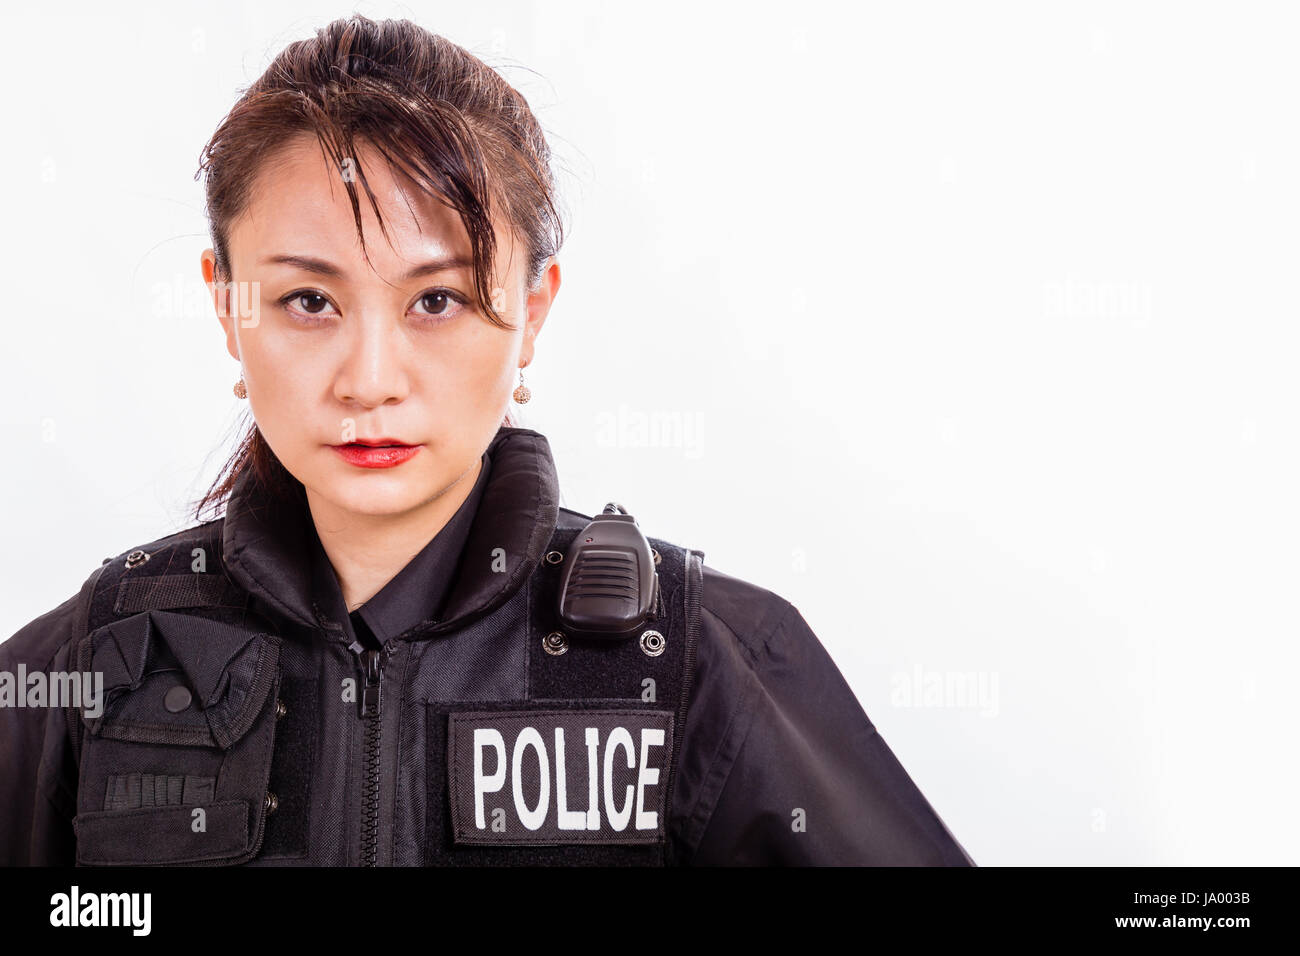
[311,473,433,518]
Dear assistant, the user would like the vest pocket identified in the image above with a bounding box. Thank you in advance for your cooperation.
[72,610,283,866]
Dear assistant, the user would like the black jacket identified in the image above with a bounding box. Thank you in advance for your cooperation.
[0,427,974,866]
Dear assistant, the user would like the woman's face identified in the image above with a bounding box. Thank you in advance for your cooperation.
[202,135,558,522]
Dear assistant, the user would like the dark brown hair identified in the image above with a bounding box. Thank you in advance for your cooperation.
[191,14,565,521]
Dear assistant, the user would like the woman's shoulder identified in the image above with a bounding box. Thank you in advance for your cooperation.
[1,517,228,664]
[557,503,801,659]
[557,504,796,624]
[96,517,227,572]
[692,560,812,677]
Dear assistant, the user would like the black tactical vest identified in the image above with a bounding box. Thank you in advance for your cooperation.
[65,508,703,867]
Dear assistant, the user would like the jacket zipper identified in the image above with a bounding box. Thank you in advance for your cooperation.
[352,641,385,867]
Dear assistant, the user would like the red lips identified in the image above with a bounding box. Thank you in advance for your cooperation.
[330,439,421,469]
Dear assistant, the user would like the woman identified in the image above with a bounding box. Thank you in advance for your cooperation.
[0,15,973,867]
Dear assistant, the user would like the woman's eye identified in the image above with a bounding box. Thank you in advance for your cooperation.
[278,290,338,324]
[411,289,466,322]
[295,292,332,314]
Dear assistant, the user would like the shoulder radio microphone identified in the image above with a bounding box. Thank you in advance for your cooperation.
[556,503,659,640]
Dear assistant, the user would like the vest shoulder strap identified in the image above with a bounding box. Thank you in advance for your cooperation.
[84,519,248,634]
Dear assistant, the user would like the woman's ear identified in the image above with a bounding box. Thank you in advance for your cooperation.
[201,248,241,362]
[521,256,561,362]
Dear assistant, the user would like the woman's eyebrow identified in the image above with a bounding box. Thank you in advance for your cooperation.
[259,253,475,281]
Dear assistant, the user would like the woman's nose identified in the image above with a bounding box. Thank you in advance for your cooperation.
[332,313,412,408]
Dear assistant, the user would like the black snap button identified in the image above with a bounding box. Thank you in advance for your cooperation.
[264,792,278,814]
[275,699,287,719]
[164,685,193,712]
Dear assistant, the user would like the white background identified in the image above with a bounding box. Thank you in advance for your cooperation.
[2,0,1296,866]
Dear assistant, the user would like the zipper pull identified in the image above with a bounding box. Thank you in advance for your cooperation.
[359,648,383,719]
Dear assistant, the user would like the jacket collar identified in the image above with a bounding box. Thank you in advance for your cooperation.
[221,426,560,637]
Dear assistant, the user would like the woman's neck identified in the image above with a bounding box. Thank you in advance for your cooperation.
[306,456,483,613]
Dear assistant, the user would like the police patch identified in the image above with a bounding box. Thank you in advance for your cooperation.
[447,709,674,845]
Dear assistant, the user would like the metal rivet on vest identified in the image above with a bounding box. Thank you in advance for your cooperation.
[275,699,287,719]
[543,631,568,656]
[544,550,564,565]
[640,630,666,657]
[124,549,150,569]
[163,685,193,713]
[652,549,661,566]
[264,791,278,814]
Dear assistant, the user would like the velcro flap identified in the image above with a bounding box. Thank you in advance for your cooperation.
[84,611,280,750]
[74,800,251,865]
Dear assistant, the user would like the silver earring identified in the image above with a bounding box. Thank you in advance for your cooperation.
[513,367,531,404]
